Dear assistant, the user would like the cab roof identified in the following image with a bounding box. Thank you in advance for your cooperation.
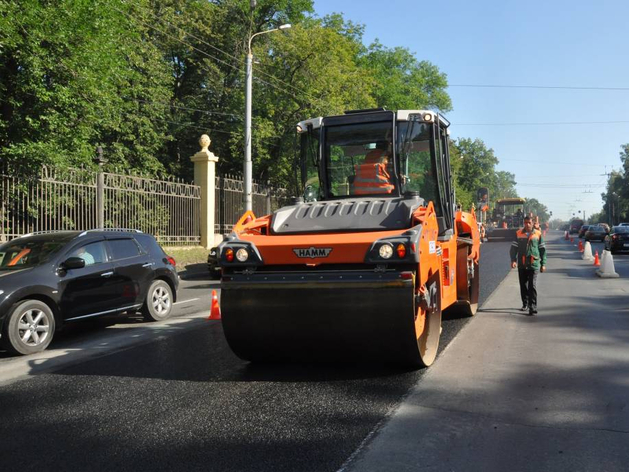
[297,109,450,133]
[496,198,526,204]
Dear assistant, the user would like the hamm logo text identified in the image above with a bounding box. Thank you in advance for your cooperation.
[293,247,333,259]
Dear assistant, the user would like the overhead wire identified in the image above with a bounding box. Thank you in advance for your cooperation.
[125,0,329,108]
[499,158,613,167]
[449,84,629,91]
[456,120,629,126]
[516,183,605,188]
[112,3,327,109]
[133,99,240,119]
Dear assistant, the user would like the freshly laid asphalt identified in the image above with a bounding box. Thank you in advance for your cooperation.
[0,241,512,472]
[344,233,629,472]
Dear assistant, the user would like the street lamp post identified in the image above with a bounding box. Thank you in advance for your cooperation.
[244,23,291,212]
[611,192,618,226]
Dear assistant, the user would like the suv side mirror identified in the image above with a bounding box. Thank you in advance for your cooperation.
[61,257,86,270]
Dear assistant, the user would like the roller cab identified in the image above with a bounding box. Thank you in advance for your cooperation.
[218,109,480,367]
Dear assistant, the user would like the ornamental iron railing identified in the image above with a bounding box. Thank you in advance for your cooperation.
[0,164,200,245]
[1,163,289,245]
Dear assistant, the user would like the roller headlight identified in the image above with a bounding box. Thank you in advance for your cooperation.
[379,243,394,259]
[236,248,249,262]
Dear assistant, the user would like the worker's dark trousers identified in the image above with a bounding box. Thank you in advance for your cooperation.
[518,267,538,309]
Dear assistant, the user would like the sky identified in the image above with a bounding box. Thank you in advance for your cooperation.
[312,0,629,221]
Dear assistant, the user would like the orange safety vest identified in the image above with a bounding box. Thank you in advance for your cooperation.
[353,151,394,195]
[512,228,545,269]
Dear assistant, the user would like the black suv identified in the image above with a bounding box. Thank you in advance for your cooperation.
[0,230,179,355]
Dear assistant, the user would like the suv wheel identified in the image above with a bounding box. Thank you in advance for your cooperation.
[142,280,173,321]
[1,300,55,355]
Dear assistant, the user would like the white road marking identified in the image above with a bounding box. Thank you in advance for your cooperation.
[173,298,200,305]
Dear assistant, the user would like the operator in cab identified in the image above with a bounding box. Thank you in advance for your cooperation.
[353,142,395,195]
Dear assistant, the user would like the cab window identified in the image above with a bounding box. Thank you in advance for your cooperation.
[301,128,320,201]
[323,121,397,198]
[397,121,439,210]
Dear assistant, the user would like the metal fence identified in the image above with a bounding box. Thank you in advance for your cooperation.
[215,174,289,235]
[1,164,201,245]
[1,163,291,245]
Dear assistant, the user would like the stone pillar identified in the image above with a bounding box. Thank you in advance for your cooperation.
[190,134,219,249]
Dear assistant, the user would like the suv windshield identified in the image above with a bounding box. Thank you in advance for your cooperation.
[0,238,68,270]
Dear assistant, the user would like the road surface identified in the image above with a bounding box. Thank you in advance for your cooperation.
[0,241,521,472]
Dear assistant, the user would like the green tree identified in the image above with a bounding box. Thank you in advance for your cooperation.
[601,170,626,225]
[0,0,172,173]
[452,138,499,207]
[523,198,549,224]
[1,0,455,193]
[360,40,452,112]
[248,17,376,189]
[127,0,317,181]
[450,137,522,216]
[495,171,518,199]
[587,211,606,225]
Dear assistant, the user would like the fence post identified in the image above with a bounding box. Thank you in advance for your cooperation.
[190,135,219,249]
[94,146,107,228]
[266,180,272,215]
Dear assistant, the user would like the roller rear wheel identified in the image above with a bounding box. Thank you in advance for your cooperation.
[448,246,480,317]
[463,257,480,316]
[412,273,442,367]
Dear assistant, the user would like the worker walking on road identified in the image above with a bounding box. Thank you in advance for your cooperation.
[510,215,547,316]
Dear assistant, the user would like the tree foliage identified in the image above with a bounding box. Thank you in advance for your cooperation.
[1,0,552,220]
[360,40,452,112]
[523,198,550,224]
[450,138,518,211]
[0,0,452,182]
[600,146,629,225]
[0,0,172,173]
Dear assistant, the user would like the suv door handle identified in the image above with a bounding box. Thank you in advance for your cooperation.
[101,271,114,278]
[142,263,154,268]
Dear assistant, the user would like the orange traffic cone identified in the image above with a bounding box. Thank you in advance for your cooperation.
[208,290,222,320]
[578,240,584,252]
[593,251,600,267]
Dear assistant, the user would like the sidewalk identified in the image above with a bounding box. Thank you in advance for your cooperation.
[344,234,629,472]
